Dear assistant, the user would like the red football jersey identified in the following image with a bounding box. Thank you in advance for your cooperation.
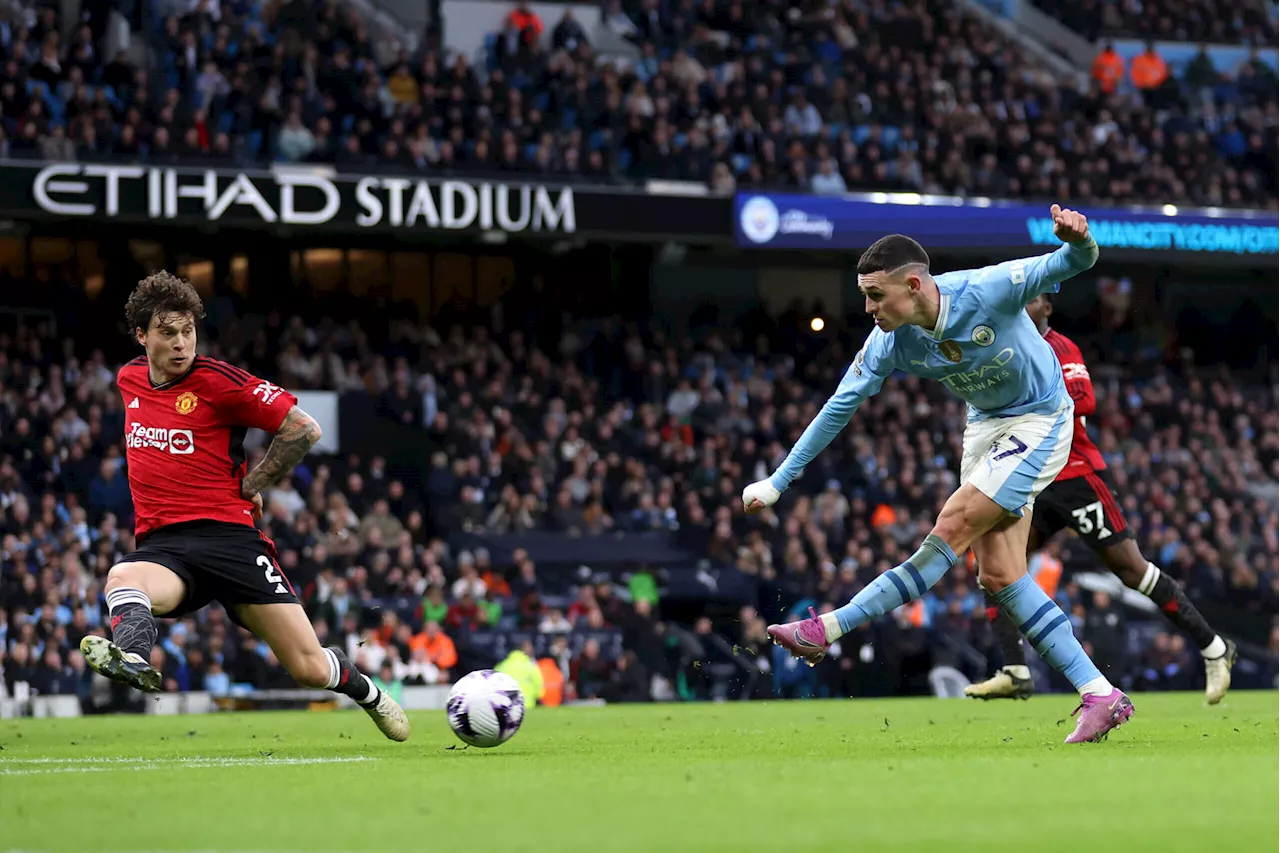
[1044,328,1106,481]
[116,355,298,540]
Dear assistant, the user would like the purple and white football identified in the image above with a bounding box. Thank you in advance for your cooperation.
[446,670,526,748]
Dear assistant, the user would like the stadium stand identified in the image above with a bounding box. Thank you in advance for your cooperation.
[1031,0,1277,45]
[0,0,1274,206]
[1,272,1276,705]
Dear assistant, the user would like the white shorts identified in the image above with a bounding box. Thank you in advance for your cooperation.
[960,401,1074,516]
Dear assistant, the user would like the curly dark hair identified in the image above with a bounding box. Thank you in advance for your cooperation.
[124,271,206,338]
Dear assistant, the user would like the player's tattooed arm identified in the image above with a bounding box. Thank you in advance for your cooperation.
[240,406,322,499]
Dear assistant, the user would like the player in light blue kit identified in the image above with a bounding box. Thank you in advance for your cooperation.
[743,205,1134,744]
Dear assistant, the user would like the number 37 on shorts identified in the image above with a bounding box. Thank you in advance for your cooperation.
[959,405,1074,516]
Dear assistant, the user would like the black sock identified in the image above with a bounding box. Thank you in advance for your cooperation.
[1147,572,1219,652]
[322,646,380,706]
[105,588,158,661]
[984,591,1027,669]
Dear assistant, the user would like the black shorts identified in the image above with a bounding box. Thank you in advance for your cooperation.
[124,521,299,623]
[1032,470,1134,550]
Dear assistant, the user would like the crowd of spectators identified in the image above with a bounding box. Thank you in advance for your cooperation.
[1,271,1277,707]
[0,0,1275,208]
[1033,0,1277,46]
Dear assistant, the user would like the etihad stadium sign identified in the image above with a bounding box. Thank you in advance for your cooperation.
[0,160,730,243]
[29,163,576,233]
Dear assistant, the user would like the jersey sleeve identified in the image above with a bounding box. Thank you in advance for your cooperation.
[974,238,1099,313]
[769,329,897,492]
[204,362,299,433]
[1050,334,1096,417]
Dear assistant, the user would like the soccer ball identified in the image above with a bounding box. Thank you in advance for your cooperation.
[446,670,525,748]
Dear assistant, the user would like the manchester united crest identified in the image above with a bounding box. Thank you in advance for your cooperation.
[176,392,199,415]
[939,341,964,363]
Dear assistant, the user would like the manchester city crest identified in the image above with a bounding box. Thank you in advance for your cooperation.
[972,325,996,346]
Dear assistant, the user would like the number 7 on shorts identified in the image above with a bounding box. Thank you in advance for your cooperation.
[992,434,1028,461]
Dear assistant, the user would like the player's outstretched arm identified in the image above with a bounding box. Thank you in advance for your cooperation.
[240,406,323,499]
[987,205,1099,310]
[743,333,895,513]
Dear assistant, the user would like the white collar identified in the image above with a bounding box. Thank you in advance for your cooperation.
[926,291,951,340]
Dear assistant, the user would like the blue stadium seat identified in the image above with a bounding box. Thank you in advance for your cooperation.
[508,630,535,652]
[465,630,506,660]
[483,33,498,72]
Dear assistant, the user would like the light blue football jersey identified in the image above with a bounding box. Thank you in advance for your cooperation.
[770,240,1098,492]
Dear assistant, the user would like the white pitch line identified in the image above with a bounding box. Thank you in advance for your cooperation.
[0,756,374,776]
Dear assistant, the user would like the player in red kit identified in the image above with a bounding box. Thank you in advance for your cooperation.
[79,272,409,741]
[967,294,1234,704]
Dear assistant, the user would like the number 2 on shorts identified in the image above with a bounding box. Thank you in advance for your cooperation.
[992,434,1028,461]
[258,554,288,592]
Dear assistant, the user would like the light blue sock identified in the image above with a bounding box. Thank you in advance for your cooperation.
[833,535,957,634]
[994,573,1102,691]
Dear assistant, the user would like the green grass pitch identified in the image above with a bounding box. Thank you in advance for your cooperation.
[2,691,1276,853]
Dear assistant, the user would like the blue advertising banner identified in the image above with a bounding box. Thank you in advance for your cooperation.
[734,192,1279,260]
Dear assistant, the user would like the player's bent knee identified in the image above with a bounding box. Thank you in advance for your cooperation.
[1103,544,1148,589]
[934,486,1007,554]
[105,562,147,593]
[1111,565,1144,590]
[978,566,1020,594]
[232,603,333,688]
[105,561,186,614]
[286,648,333,689]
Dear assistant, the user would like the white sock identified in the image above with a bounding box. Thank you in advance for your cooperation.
[1003,665,1031,680]
[820,612,842,644]
[1201,636,1227,659]
[322,647,342,690]
[105,586,152,613]
[1079,676,1114,698]
[1137,562,1161,596]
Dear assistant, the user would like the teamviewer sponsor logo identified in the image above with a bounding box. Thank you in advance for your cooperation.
[739,196,780,244]
[168,430,194,454]
[127,423,195,455]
